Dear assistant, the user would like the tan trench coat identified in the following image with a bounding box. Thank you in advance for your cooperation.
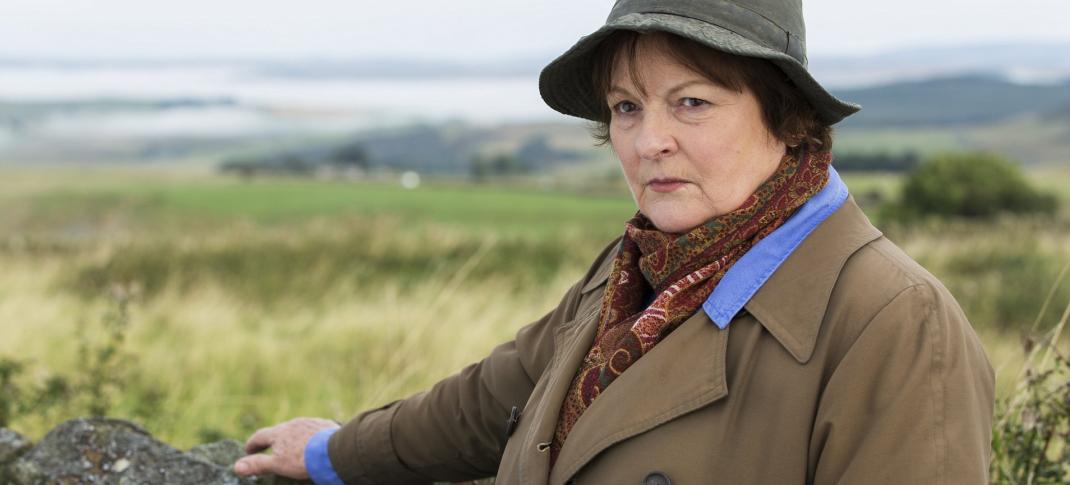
[327,197,995,484]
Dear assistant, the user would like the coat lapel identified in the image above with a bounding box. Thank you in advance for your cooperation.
[514,251,614,485]
[549,309,730,484]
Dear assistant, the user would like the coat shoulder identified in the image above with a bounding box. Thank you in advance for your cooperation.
[821,235,974,361]
[809,236,995,485]
[836,236,955,312]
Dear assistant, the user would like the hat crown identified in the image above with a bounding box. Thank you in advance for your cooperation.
[538,0,858,125]
[608,0,807,64]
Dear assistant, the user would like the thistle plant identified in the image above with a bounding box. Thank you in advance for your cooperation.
[0,282,139,430]
[991,264,1070,484]
[77,282,138,417]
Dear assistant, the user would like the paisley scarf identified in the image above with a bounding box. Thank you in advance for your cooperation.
[549,150,832,466]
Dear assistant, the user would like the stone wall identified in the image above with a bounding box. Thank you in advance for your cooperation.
[0,418,308,484]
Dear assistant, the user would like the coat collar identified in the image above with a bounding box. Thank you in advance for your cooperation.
[743,196,882,364]
[580,242,618,293]
[580,196,882,363]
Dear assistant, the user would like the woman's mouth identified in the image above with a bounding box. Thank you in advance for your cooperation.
[647,177,688,193]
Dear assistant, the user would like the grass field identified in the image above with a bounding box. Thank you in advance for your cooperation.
[1,165,1069,452]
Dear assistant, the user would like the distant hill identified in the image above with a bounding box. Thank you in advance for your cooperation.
[1047,100,1070,121]
[833,75,1070,127]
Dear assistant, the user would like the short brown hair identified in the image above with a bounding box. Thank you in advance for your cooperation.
[589,31,832,155]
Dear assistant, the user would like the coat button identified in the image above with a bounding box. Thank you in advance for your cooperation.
[643,471,671,485]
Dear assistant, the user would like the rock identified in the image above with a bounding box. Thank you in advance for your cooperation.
[188,439,245,469]
[0,428,33,464]
[0,428,33,483]
[5,418,312,485]
[8,417,255,485]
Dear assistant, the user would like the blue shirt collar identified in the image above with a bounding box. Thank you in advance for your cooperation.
[702,166,849,329]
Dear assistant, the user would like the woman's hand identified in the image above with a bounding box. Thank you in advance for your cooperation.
[233,417,340,479]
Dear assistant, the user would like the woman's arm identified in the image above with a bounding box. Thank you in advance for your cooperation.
[234,282,584,484]
[236,237,620,484]
[327,282,584,483]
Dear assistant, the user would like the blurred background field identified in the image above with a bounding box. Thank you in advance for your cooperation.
[2,1,1070,480]
[1,163,1068,447]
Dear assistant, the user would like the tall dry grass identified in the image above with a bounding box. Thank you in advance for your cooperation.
[0,221,591,446]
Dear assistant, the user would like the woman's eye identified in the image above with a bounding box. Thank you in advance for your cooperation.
[681,97,709,108]
[613,101,638,114]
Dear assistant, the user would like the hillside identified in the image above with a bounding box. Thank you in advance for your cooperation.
[834,75,1070,127]
[1,71,1068,168]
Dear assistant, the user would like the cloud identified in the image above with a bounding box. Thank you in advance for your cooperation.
[0,0,1067,60]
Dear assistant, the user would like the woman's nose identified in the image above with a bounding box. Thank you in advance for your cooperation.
[634,111,678,161]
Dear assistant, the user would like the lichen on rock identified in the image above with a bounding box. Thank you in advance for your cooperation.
[1,418,314,484]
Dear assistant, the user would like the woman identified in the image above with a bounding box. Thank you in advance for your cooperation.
[236,1,995,483]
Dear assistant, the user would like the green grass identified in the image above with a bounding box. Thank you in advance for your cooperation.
[834,126,970,155]
[3,167,637,239]
[1032,165,1070,202]
[146,180,632,230]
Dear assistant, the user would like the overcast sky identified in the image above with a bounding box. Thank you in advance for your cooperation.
[3,0,1069,61]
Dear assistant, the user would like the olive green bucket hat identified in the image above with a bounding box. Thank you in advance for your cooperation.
[540,0,860,124]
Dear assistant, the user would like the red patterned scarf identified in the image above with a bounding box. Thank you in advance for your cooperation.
[549,150,832,466]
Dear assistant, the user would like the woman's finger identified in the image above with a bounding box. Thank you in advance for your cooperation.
[234,453,276,477]
[243,425,277,454]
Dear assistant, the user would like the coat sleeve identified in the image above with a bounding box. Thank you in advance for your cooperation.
[325,239,620,484]
[808,282,995,485]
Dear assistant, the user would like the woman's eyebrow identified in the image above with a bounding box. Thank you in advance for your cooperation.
[607,86,633,99]
[664,79,709,97]
[609,79,711,100]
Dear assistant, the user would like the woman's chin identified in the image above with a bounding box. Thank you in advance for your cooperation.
[641,201,716,234]
[645,214,703,234]
[638,190,726,234]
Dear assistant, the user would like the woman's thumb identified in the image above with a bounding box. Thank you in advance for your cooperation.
[234,454,274,477]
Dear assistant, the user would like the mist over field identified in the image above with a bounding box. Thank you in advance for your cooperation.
[2,43,1069,169]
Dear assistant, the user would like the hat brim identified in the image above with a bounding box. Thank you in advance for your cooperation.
[539,13,860,125]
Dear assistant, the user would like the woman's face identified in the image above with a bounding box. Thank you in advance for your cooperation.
[607,37,787,234]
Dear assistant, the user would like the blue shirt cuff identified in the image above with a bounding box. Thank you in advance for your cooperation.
[305,428,345,485]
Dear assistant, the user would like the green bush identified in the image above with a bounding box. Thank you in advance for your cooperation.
[938,243,1070,332]
[887,152,1057,221]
